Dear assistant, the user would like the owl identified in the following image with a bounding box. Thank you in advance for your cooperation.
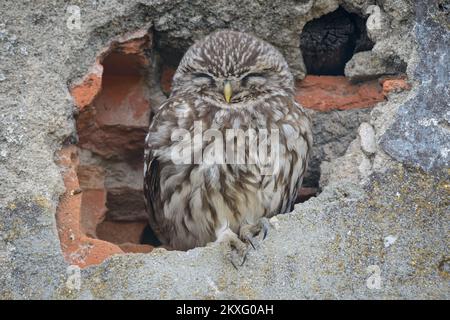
[144,30,312,267]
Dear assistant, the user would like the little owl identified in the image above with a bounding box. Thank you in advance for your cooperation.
[144,30,312,267]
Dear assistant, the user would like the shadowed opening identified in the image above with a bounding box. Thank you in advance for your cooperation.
[300,6,373,75]
[73,35,155,251]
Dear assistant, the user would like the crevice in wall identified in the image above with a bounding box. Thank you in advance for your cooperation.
[300,6,373,75]
[153,30,185,97]
[297,6,411,189]
[57,14,411,266]
[57,28,156,267]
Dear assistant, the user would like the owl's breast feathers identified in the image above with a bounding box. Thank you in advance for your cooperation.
[144,94,312,250]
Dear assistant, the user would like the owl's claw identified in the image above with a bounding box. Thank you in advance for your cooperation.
[216,218,272,269]
[216,228,250,269]
[245,235,256,250]
[229,257,239,270]
[260,217,270,240]
[240,252,248,266]
[239,217,271,248]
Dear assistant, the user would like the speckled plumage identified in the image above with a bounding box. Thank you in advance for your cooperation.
[144,31,312,251]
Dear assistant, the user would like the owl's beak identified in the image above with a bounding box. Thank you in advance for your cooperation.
[224,80,232,103]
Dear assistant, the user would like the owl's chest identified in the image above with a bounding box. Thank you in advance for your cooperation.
[198,149,293,228]
[194,129,298,227]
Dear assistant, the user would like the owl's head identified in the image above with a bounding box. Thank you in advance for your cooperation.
[171,30,294,106]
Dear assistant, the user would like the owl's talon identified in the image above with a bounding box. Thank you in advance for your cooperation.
[240,245,253,266]
[229,258,239,270]
[245,235,256,249]
[239,217,271,246]
[216,228,250,269]
[240,253,248,266]
[224,242,240,270]
[259,217,270,240]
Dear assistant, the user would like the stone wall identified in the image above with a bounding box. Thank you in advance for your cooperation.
[0,0,448,299]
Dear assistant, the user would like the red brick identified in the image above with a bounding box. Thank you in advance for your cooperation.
[295,75,385,111]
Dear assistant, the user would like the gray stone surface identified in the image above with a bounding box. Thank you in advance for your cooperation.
[345,50,397,82]
[1,167,448,299]
[0,0,448,300]
[304,108,371,187]
[380,1,450,172]
[344,2,415,81]
[65,0,343,82]
[359,122,377,155]
[365,4,392,43]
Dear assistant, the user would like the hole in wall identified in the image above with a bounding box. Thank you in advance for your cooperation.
[153,30,186,97]
[57,18,410,266]
[57,29,159,267]
[296,6,411,189]
[300,6,373,75]
[76,38,152,247]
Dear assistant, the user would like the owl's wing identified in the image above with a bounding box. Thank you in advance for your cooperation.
[143,102,172,232]
[283,100,313,212]
[143,95,195,240]
[143,153,160,225]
